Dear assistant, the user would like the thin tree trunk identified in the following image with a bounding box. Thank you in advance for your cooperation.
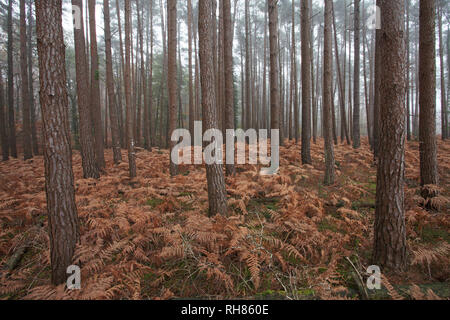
[168,0,178,176]
[419,0,439,187]
[323,0,335,185]
[223,0,236,176]
[353,0,361,149]
[71,0,99,179]
[124,0,136,178]
[7,0,17,158]
[88,0,105,170]
[27,0,38,155]
[104,0,122,164]
[20,0,32,160]
[301,0,312,164]
[0,70,8,161]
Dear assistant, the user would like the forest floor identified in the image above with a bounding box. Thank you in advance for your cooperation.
[0,139,449,300]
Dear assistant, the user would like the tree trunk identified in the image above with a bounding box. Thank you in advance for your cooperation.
[223,0,236,176]
[168,0,178,176]
[352,0,361,149]
[301,0,312,164]
[71,0,99,179]
[198,0,228,217]
[245,0,251,130]
[104,0,122,164]
[438,3,447,140]
[188,0,194,144]
[0,70,8,161]
[323,0,335,185]
[20,0,32,160]
[35,0,79,285]
[124,0,136,178]
[88,0,105,170]
[27,0,38,155]
[7,0,17,158]
[373,0,381,158]
[373,0,407,271]
[419,0,439,187]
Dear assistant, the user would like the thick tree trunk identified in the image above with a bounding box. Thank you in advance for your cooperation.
[71,0,99,179]
[419,0,439,187]
[20,0,32,160]
[104,0,122,164]
[373,0,407,271]
[88,0,105,170]
[198,0,228,217]
[323,0,335,186]
[301,0,312,164]
[35,0,79,285]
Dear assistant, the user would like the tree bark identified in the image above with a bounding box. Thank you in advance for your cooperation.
[35,0,79,285]
[104,0,122,164]
[71,0,99,179]
[419,0,439,187]
[20,0,32,160]
[373,0,407,271]
[27,0,38,155]
[0,70,8,161]
[438,3,447,140]
[352,0,361,149]
[7,0,17,158]
[198,0,228,217]
[223,0,236,176]
[168,0,178,176]
[124,0,136,178]
[301,0,312,164]
[323,0,335,185]
[88,0,105,170]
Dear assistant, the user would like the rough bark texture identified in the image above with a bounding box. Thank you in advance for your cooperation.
[223,0,236,176]
[198,0,228,217]
[323,0,335,185]
[35,0,79,285]
[7,0,16,158]
[104,0,122,164]
[352,0,361,149]
[88,0,105,170]
[124,0,136,178]
[20,0,32,160]
[373,0,407,271]
[71,0,99,179]
[0,70,8,161]
[168,0,178,177]
[419,0,439,187]
[301,0,312,164]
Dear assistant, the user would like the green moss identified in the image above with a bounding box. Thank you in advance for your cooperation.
[146,198,164,209]
[318,219,340,233]
[420,226,450,244]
